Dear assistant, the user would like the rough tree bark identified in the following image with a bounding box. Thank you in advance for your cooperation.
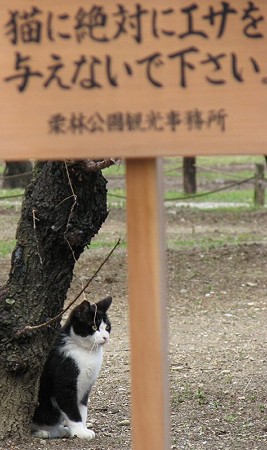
[0,161,109,440]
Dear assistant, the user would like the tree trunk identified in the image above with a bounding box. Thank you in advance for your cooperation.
[183,157,197,194]
[3,161,33,189]
[0,161,108,439]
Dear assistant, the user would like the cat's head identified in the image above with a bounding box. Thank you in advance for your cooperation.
[64,296,112,347]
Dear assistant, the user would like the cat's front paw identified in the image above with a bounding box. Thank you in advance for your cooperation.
[58,426,71,438]
[73,428,95,440]
[32,425,71,439]
[32,430,50,439]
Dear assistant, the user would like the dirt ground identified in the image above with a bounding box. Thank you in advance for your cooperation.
[0,201,267,450]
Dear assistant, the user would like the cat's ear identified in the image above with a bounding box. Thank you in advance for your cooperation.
[96,296,112,313]
[74,300,91,320]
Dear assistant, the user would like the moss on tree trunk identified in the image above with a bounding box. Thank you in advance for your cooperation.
[0,161,108,439]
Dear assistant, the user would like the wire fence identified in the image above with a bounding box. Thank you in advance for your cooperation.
[0,171,32,179]
[0,163,265,205]
[0,193,24,201]
[164,176,256,202]
[106,175,257,202]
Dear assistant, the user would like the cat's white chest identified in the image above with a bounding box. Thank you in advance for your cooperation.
[75,348,103,402]
[62,335,103,403]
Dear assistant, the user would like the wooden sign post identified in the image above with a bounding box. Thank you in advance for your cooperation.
[1,1,267,449]
[126,158,169,450]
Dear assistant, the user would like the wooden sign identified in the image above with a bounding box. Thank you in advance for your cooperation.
[1,3,266,450]
[1,0,267,159]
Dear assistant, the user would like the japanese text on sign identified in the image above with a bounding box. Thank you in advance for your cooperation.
[48,109,228,134]
[1,0,267,159]
[3,2,267,92]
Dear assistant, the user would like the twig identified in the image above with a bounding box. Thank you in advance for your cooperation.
[32,208,43,265]
[63,161,78,262]
[16,238,121,337]
[243,377,252,393]
[65,159,117,172]
[56,194,77,208]
[83,159,116,171]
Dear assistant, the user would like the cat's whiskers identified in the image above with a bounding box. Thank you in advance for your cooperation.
[89,341,98,354]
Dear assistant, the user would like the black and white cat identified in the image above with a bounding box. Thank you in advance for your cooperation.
[32,296,112,440]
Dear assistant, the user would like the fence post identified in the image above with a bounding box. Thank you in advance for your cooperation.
[254,163,265,206]
[183,157,197,194]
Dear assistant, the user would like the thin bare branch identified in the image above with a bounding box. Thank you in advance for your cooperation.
[66,159,118,172]
[63,161,78,262]
[32,208,43,265]
[16,238,121,337]
[83,159,117,172]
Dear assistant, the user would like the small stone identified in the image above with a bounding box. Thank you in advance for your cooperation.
[39,440,46,445]
[88,418,97,424]
[171,365,184,371]
[118,419,130,426]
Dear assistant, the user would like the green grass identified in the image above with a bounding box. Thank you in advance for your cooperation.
[105,156,266,209]
[0,239,126,257]
[104,156,264,183]
[168,232,260,251]
[165,188,260,204]
[163,156,263,183]
[103,162,125,177]
[0,240,16,257]
[0,188,24,199]
[0,189,24,211]
[197,155,264,166]
[107,188,127,208]
[107,187,266,210]
[196,169,255,184]
[89,239,126,250]
[172,383,209,406]
[224,414,237,423]
[164,155,263,170]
